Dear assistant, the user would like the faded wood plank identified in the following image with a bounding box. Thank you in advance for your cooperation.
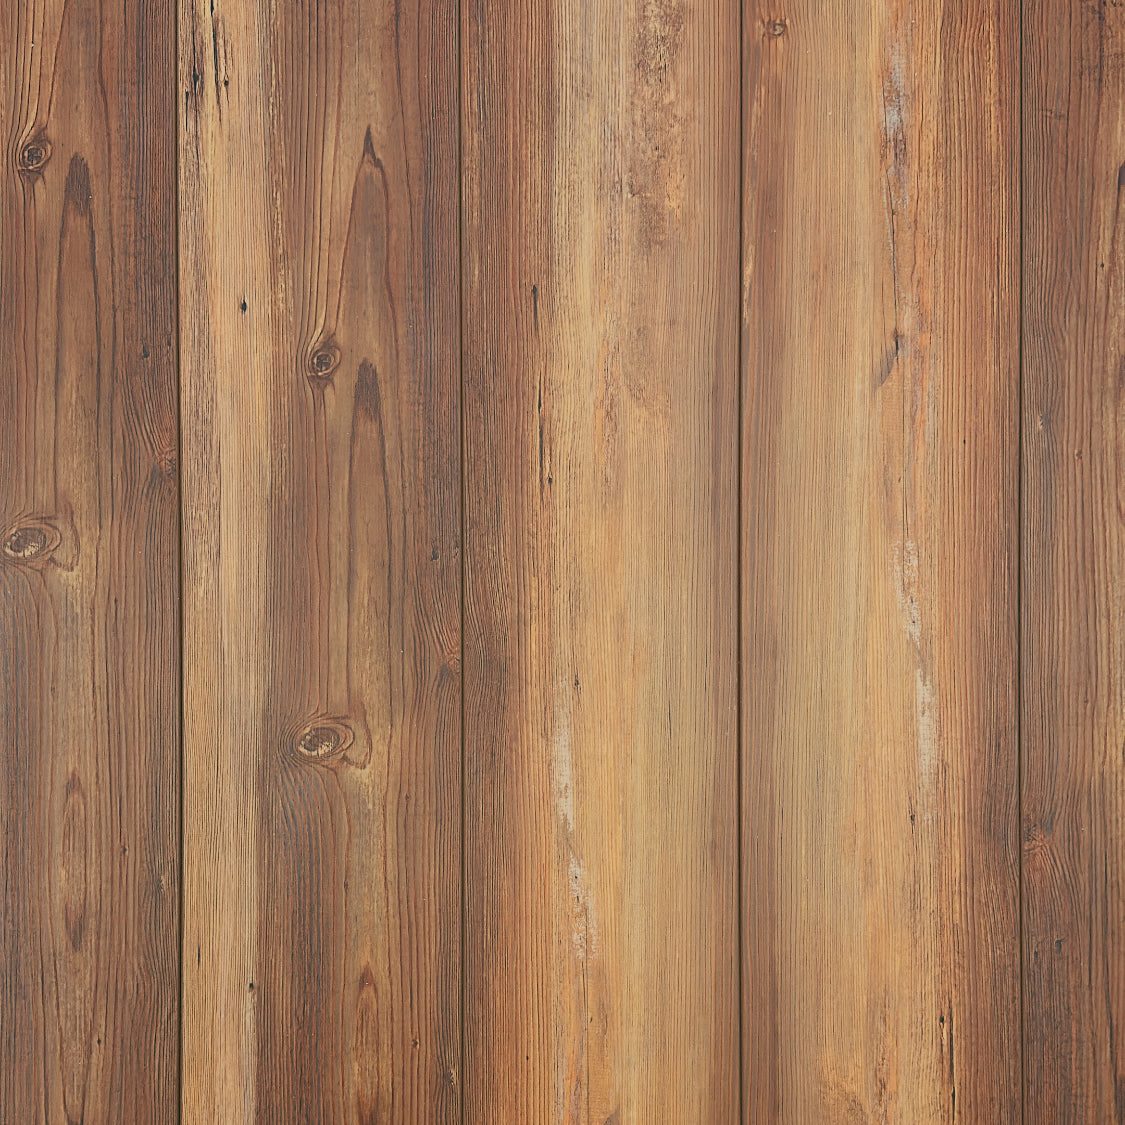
[461,0,740,1120]
[741,0,1021,1119]
[0,1,181,1121]
[1022,1,1125,1117]
[178,0,461,1119]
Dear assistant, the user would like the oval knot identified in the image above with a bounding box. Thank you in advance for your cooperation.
[294,717,354,763]
[3,519,61,564]
[307,342,340,383]
[18,138,51,173]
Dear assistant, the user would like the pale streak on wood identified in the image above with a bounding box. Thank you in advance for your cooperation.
[179,0,269,1117]
[462,0,739,1120]
[742,0,1020,1119]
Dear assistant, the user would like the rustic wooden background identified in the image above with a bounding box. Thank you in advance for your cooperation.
[0,0,1120,1121]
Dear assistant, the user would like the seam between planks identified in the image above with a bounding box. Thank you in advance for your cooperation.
[458,0,467,1116]
[1017,0,1026,1117]
[175,0,186,1117]
[736,0,746,1120]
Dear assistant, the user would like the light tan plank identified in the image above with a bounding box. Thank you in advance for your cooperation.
[462,0,741,1119]
[179,0,461,1119]
[741,0,1021,1118]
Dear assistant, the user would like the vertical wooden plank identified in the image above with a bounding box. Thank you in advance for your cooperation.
[741,0,1021,1119]
[0,2,180,1121]
[178,0,461,1120]
[461,1,740,1120]
[1022,1,1125,1117]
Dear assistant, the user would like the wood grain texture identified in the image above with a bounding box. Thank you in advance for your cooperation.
[1022,1,1125,1118]
[741,0,1021,1119]
[178,0,461,1120]
[461,1,740,1120]
[0,1,180,1121]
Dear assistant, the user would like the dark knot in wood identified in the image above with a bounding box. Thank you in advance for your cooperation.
[294,717,354,762]
[18,138,51,173]
[3,519,61,563]
[308,344,340,381]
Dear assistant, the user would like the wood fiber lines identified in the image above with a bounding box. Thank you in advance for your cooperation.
[178,0,461,1121]
[741,0,1023,1120]
[1,0,1124,1122]
[1022,0,1125,1118]
[0,1,181,1121]
[461,0,740,1120]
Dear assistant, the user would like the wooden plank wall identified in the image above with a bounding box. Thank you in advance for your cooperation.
[2,0,1125,1121]
[0,1,181,1121]
[178,0,461,1120]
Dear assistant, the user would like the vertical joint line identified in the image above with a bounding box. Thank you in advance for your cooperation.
[736,0,746,1121]
[1017,0,1027,1117]
[457,0,467,1118]
[174,0,187,1116]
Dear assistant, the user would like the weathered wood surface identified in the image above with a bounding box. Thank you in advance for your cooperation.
[6,1,1125,1119]
[178,0,461,1119]
[741,0,1022,1119]
[0,0,181,1121]
[1022,0,1125,1117]
[461,0,741,1120]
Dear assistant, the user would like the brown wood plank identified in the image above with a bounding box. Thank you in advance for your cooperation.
[0,0,180,1120]
[178,0,461,1119]
[1021,1,1125,1117]
[0,2,180,1121]
[461,1,740,1120]
[741,0,1021,1119]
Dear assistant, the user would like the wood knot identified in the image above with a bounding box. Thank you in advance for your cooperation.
[1022,814,1053,859]
[294,717,353,763]
[3,519,61,564]
[307,342,340,383]
[18,137,51,173]
[766,18,788,36]
[155,450,178,481]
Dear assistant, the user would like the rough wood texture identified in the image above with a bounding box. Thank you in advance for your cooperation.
[0,1,180,1121]
[741,0,1022,1119]
[9,1,1125,1117]
[178,0,461,1119]
[461,1,740,1120]
[1022,0,1125,1117]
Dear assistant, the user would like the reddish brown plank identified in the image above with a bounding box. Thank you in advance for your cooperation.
[1022,0,1125,1117]
[0,1,180,1121]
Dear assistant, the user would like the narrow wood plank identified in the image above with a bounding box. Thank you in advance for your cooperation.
[461,1,740,1120]
[0,2,180,1121]
[178,0,461,1119]
[741,0,1021,1119]
[1022,1,1125,1117]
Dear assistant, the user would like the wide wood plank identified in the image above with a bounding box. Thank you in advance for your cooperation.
[0,1,180,1121]
[178,0,461,1119]
[461,1,740,1120]
[1022,1,1125,1117]
[741,0,1021,1119]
